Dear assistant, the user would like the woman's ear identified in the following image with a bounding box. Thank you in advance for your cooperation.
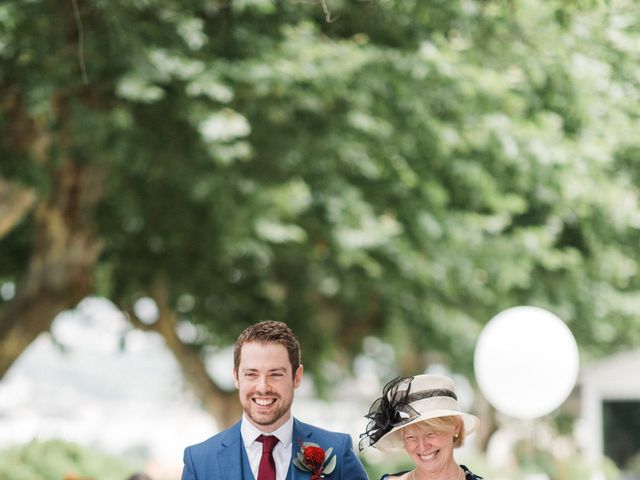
[454,419,463,437]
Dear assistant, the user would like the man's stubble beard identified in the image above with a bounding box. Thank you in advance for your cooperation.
[243,394,294,427]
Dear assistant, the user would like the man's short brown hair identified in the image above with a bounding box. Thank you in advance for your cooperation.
[233,321,301,376]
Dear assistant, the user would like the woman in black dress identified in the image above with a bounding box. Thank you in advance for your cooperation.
[360,374,483,480]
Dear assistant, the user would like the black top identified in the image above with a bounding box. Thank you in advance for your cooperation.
[379,465,483,480]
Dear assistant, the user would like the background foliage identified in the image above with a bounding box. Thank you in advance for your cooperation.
[0,439,136,480]
[2,0,640,432]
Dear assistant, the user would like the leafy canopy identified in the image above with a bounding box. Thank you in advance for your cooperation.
[2,0,640,389]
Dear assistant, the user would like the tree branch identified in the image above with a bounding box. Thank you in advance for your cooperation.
[0,178,36,239]
[0,162,103,378]
[125,277,242,428]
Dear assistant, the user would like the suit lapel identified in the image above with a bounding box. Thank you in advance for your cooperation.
[287,419,313,480]
[218,422,250,480]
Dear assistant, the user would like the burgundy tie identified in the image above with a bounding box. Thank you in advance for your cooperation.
[257,434,279,480]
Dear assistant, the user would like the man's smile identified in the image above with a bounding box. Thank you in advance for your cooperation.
[253,397,277,407]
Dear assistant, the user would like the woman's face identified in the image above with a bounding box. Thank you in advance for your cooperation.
[402,423,457,476]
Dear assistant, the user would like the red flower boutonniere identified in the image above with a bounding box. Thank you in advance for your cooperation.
[293,441,337,479]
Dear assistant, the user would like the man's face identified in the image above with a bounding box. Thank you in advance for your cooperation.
[234,341,302,432]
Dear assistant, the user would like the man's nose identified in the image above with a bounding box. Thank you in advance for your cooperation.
[256,375,270,392]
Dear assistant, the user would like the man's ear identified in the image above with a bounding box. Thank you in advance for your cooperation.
[233,369,239,389]
[293,364,303,388]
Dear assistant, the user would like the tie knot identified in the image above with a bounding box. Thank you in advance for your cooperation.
[257,434,279,453]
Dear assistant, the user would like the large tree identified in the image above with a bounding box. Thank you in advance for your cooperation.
[2,0,640,431]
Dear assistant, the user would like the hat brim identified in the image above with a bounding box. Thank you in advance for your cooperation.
[373,410,480,452]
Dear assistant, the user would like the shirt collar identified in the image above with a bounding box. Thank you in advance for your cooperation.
[240,413,294,448]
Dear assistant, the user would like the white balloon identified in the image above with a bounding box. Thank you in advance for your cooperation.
[474,306,579,419]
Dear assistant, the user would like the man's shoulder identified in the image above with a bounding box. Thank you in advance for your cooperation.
[185,422,241,454]
[294,418,352,443]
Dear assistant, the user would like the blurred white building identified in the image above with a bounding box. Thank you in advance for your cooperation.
[580,349,640,477]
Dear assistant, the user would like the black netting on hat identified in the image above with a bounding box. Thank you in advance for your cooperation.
[358,376,420,451]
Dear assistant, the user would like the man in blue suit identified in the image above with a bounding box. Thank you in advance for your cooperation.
[181,321,368,480]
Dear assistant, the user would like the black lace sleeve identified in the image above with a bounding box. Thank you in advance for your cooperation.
[378,471,410,480]
[461,465,483,479]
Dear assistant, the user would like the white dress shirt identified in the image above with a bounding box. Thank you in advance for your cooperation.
[240,414,294,480]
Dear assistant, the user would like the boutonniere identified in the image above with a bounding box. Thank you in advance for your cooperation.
[293,441,337,479]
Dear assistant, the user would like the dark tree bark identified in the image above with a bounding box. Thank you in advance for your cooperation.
[0,179,36,239]
[126,277,242,429]
[474,392,498,452]
[0,161,103,377]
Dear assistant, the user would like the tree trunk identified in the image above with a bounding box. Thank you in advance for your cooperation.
[0,162,103,378]
[0,89,104,379]
[473,391,498,452]
[126,278,242,429]
[0,179,36,239]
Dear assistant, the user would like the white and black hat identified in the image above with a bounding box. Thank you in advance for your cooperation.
[359,374,479,452]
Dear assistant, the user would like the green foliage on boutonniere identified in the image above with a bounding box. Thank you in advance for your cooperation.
[293,442,337,479]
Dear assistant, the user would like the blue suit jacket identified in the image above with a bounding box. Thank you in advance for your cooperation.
[181,418,368,480]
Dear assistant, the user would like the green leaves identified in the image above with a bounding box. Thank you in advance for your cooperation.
[0,440,135,480]
[293,442,337,477]
[3,0,640,392]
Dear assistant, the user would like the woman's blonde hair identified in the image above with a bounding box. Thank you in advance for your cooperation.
[401,415,466,448]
